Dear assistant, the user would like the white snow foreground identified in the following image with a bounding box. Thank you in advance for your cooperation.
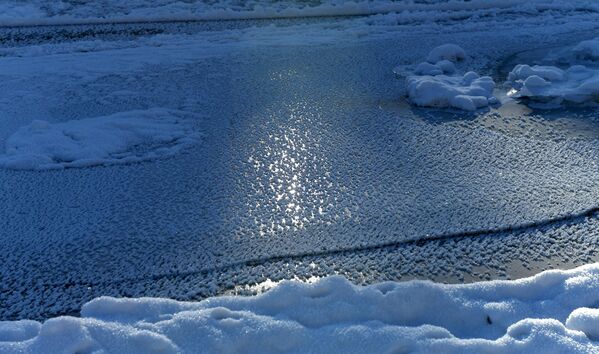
[1,264,599,353]
[0,108,201,170]
[404,44,496,111]
[506,37,599,106]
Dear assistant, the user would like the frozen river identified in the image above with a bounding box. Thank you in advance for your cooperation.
[1,4,599,320]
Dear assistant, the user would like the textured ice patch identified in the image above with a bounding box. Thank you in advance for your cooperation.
[507,64,599,105]
[1,264,599,353]
[0,108,201,170]
[404,44,496,111]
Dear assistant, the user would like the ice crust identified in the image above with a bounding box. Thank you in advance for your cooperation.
[1,264,598,353]
[0,108,200,170]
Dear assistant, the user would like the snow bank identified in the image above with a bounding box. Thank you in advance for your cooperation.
[0,109,200,170]
[506,64,599,105]
[1,264,598,353]
[0,0,541,27]
[405,44,496,111]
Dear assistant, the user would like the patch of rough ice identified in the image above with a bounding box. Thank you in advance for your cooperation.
[1,264,599,353]
[0,108,201,170]
[404,44,496,111]
[506,64,599,105]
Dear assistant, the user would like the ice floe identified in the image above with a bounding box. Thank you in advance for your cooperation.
[0,264,598,353]
[0,108,201,170]
[404,44,496,111]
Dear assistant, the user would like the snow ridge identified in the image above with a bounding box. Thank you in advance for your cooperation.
[1,264,598,353]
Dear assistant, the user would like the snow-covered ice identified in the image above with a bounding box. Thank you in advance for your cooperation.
[1,264,598,353]
[0,109,200,170]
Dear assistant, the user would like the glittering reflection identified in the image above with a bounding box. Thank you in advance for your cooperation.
[244,100,339,236]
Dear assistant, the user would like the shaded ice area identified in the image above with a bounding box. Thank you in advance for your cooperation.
[2,0,599,321]
[403,44,496,111]
[1,264,599,353]
[506,36,599,106]
[0,109,200,170]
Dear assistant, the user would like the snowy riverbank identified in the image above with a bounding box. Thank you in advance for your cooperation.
[1,263,598,353]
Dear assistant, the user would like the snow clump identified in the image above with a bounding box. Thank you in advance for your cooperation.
[405,44,496,111]
[0,108,201,170]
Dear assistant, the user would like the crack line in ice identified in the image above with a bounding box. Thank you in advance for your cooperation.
[35,205,599,293]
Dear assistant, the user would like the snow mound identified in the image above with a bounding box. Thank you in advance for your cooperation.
[572,37,599,61]
[0,109,201,170]
[426,44,466,63]
[566,308,599,341]
[408,72,495,111]
[1,264,599,353]
[404,44,495,111]
[507,64,599,105]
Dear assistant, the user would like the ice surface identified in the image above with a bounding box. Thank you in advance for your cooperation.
[0,109,201,170]
[2,0,599,323]
[1,264,598,353]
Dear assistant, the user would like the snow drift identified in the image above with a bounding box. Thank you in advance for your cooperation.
[506,36,599,106]
[0,264,598,353]
[404,44,496,111]
[0,108,201,170]
[507,64,599,105]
